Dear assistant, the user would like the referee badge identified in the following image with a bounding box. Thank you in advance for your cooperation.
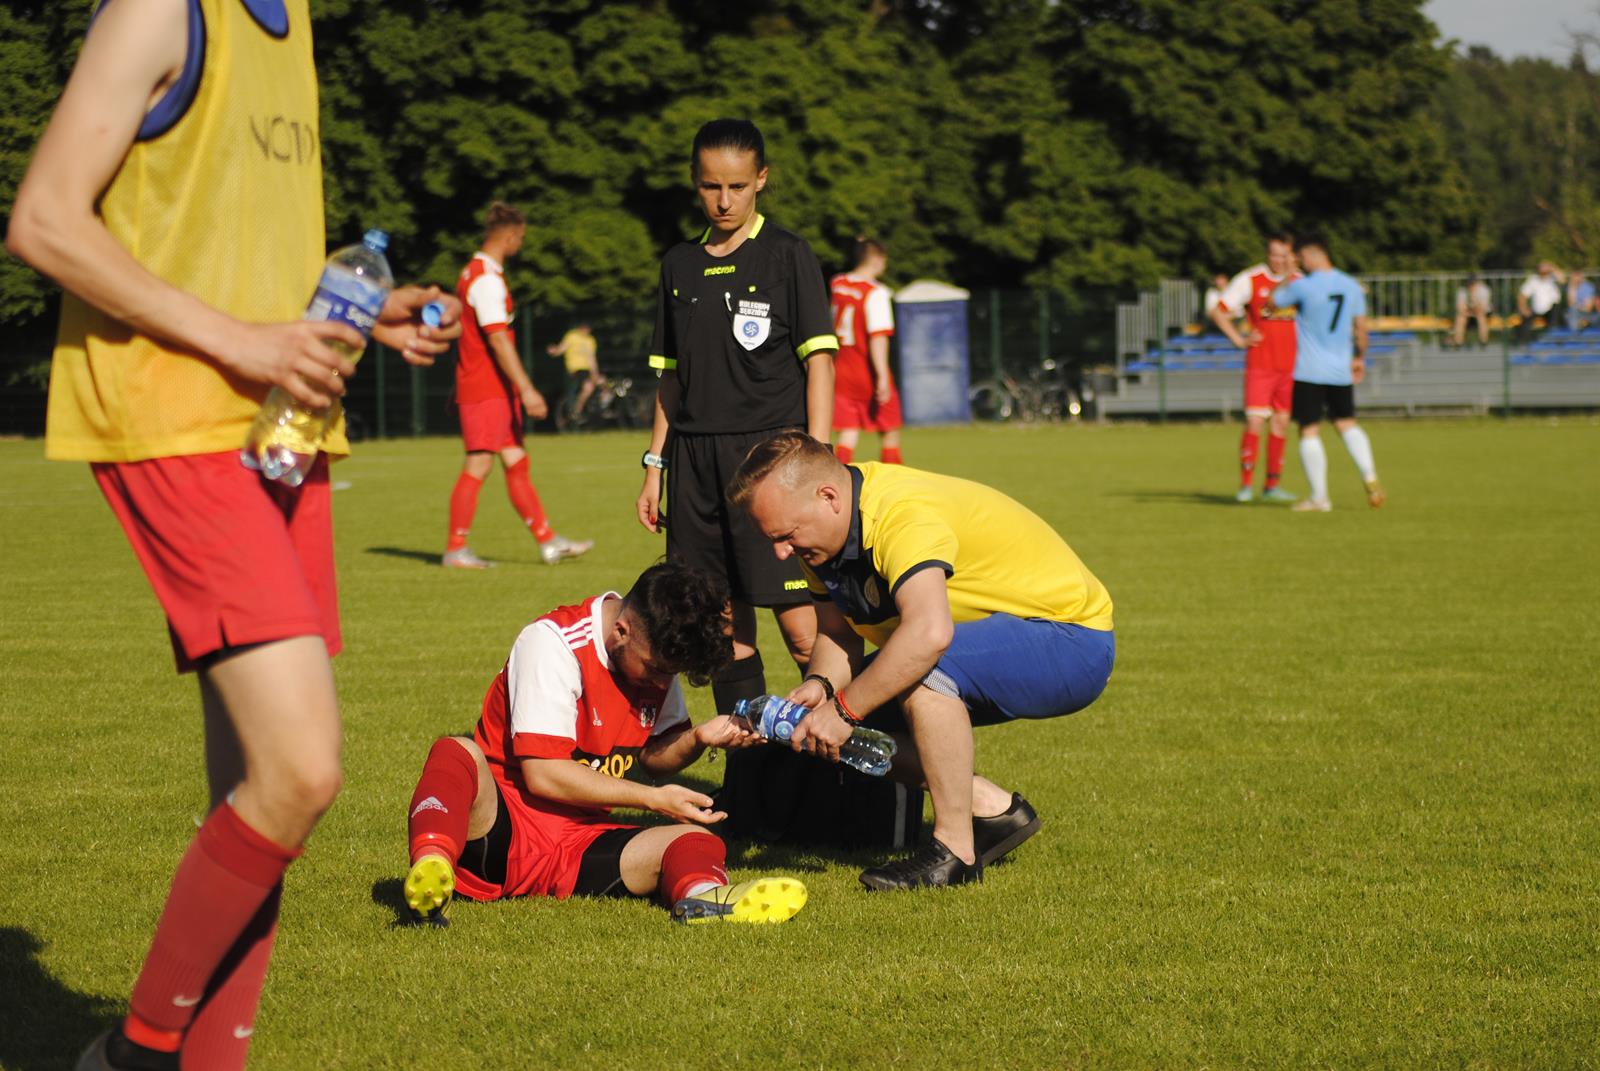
[733,297,771,351]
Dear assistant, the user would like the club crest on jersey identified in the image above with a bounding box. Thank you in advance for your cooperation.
[638,704,657,728]
[733,298,771,351]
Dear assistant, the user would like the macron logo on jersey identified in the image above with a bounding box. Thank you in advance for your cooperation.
[410,796,447,818]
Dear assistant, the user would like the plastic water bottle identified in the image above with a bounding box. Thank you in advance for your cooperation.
[731,695,898,777]
[241,229,395,487]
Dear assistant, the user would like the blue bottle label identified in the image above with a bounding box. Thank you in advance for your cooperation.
[306,265,386,338]
[757,697,805,742]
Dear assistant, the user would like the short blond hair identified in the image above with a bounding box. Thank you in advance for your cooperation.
[726,431,840,510]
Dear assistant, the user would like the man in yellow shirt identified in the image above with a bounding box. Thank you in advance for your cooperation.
[728,432,1115,890]
[546,322,605,426]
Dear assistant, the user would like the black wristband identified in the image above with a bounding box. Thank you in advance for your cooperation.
[802,673,835,701]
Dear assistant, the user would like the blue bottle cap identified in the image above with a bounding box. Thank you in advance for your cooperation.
[363,229,389,253]
[421,301,445,328]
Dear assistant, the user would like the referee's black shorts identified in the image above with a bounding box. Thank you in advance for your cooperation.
[664,428,810,607]
[1291,380,1356,425]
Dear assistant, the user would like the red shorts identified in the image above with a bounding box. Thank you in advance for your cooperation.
[834,390,903,432]
[92,451,340,674]
[1244,365,1294,416]
[453,775,634,901]
[458,396,523,453]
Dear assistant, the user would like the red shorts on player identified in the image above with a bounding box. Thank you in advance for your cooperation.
[834,390,903,432]
[92,451,340,673]
[452,775,636,901]
[1243,365,1294,416]
[458,396,524,452]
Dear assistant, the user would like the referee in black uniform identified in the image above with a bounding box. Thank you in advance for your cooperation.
[635,118,837,714]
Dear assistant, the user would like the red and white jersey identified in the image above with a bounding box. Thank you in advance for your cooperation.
[472,593,689,817]
[830,273,896,401]
[1217,263,1300,372]
[454,252,517,404]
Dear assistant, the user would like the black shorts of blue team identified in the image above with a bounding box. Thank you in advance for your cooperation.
[861,614,1115,730]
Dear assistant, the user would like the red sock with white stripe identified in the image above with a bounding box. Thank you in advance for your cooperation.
[176,884,281,1071]
[1239,430,1259,487]
[125,803,298,1045]
[446,472,484,551]
[504,456,554,543]
[408,738,477,864]
[659,832,728,902]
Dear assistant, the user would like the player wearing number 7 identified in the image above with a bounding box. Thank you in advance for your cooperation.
[1271,235,1386,512]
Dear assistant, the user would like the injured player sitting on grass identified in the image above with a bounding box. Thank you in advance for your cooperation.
[403,560,807,925]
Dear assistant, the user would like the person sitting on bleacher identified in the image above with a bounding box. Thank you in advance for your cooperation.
[1517,261,1565,342]
[1565,271,1595,332]
[1451,274,1493,347]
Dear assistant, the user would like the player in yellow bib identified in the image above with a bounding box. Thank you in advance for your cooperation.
[729,432,1115,890]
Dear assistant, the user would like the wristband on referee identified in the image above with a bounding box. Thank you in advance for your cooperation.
[802,673,835,701]
[834,691,862,725]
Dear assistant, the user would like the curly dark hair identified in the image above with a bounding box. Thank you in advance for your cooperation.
[622,561,733,687]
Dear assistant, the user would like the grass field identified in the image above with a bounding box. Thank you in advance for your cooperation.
[1,418,1597,1070]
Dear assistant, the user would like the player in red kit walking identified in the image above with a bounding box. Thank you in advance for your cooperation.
[831,237,903,464]
[1211,233,1300,503]
[403,561,807,924]
[444,201,592,567]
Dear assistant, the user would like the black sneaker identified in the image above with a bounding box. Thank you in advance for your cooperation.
[859,838,982,891]
[78,1030,179,1071]
[973,792,1041,867]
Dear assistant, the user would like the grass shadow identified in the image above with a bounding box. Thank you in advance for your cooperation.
[1114,489,1253,507]
[365,546,444,566]
[0,927,120,1071]
[370,877,432,930]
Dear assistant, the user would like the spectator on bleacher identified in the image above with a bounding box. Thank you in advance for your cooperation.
[1516,260,1565,341]
[1565,271,1596,331]
[1450,274,1493,347]
[1211,235,1300,503]
[1202,273,1230,327]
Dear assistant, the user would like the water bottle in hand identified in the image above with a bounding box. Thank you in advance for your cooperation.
[241,229,395,486]
[731,695,897,777]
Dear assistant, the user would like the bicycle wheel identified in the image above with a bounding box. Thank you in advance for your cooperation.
[968,380,1017,421]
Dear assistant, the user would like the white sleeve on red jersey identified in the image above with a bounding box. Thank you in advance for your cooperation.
[1216,267,1257,315]
[649,678,690,738]
[504,621,582,746]
[466,268,510,331]
[863,284,895,336]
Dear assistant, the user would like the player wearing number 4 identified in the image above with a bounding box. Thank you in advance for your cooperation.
[728,432,1116,890]
[403,561,807,925]
[1270,236,1386,512]
[831,236,903,465]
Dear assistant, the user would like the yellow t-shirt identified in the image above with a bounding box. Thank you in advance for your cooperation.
[558,330,596,375]
[802,462,1114,649]
[45,0,340,462]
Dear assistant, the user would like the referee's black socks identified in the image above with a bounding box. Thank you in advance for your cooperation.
[712,651,766,714]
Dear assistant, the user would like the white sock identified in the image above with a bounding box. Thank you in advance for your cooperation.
[1340,425,1377,482]
[1299,435,1329,504]
[683,880,721,898]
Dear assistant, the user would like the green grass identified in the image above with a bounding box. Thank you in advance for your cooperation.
[1,418,1597,1069]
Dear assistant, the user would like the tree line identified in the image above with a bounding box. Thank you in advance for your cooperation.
[3,0,1598,405]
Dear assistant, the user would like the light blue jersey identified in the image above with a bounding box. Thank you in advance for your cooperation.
[1272,270,1366,385]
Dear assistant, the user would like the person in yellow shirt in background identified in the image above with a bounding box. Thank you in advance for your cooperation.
[6,0,457,1067]
[547,322,606,428]
[728,432,1115,891]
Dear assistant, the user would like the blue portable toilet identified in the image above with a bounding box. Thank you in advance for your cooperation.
[893,280,971,424]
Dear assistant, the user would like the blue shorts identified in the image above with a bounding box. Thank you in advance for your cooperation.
[862,615,1114,729]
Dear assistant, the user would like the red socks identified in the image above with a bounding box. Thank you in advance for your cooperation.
[658,832,728,903]
[880,445,903,464]
[125,803,298,1044]
[833,443,854,463]
[446,472,484,551]
[176,885,281,1070]
[408,738,477,864]
[504,456,553,543]
[1265,433,1286,489]
[1239,430,1259,487]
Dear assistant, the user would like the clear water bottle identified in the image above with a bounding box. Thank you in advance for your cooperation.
[731,695,898,777]
[241,229,395,487]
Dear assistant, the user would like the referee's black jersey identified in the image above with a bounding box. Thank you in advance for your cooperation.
[649,214,838,434]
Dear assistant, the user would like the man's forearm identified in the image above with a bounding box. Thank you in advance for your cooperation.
[839,620,947,715]
[647,374,679,454]
[520,758,657,810]
[489,331,532,392]
[1209,306,1246,349]
[805,353,835,441]
[640,726,704,776]
[869,336,891,386]
[805,624,860,692]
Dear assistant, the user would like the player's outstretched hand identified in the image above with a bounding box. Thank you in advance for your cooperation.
[650,784,726,825]
[223,319,361,410]
[783,678,829,711]
[636,470,663,533]
[373,285,461,366]
[694,714,763,751]
[790,702,851,764]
